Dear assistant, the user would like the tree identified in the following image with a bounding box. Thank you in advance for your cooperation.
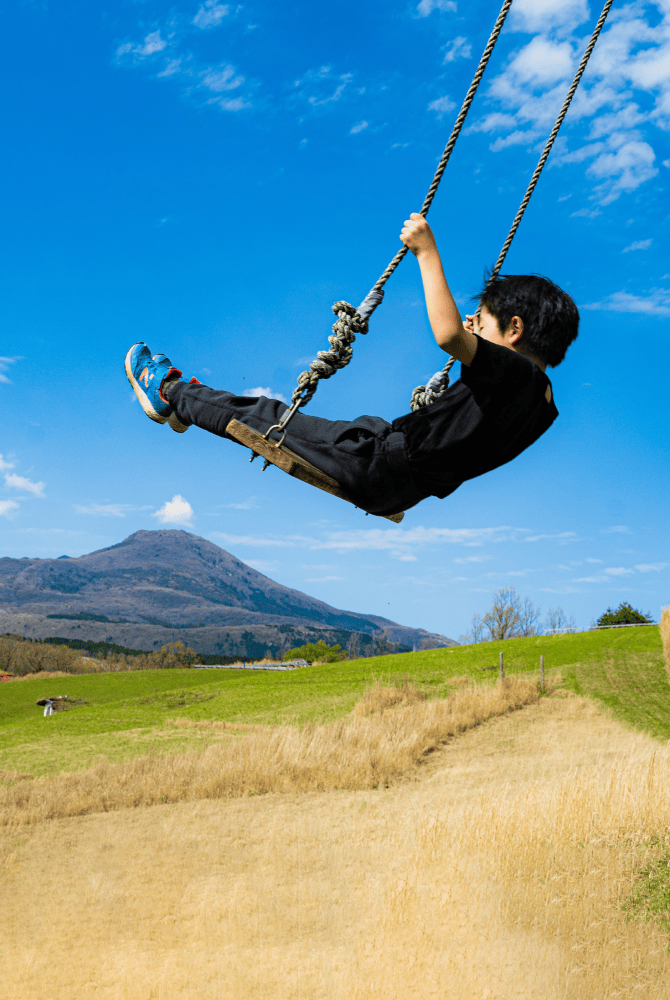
[544,607,576,634]
[459,610,486,646]
[596,602,654,627]
[482,587,522,640]
[517,594,542,637]
[282,640,348,663]
[153,641,198,669]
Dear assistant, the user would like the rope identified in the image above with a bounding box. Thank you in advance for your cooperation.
[271,0,514,437]
[410,0,614,412]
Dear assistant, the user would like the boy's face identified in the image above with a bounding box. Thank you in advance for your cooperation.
[463,306,523,348]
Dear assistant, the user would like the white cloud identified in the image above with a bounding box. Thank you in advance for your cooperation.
[350,120,368,134]
[294,67,353,108]
[75,503,134,517]
[0,357,21,385]
[524,531,578,543]
[583,290,670,316]
[193,2,229,29]
[509,0,589,35]
[443,36,471,63]
[152,494,194,526]
[0,500,19,518]
[622,238,652,252]
[117,31,168,61]
[416,0,457,16]
[427,95,456,119]
[0,454,15,471]
[601,525,631,534]
[222,497,260,510]
[201,64,244,93]
[5,472,45,497]
[242,386,288,403]
[635,563,668,572]
[604,566,635,576]
[468,4,670,203]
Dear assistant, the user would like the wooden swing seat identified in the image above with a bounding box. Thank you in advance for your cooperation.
[226,419,405,524]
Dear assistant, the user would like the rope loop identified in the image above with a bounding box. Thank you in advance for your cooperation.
[288,301,367,411]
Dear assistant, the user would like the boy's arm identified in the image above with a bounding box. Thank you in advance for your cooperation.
[400,213,478,366]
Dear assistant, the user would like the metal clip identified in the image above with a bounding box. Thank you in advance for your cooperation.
[261,460,271,472]
[249,452,259,463]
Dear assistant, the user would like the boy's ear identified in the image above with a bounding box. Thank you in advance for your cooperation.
[507,315,524,345]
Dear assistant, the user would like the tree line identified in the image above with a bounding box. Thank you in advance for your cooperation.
[460,590,654,644]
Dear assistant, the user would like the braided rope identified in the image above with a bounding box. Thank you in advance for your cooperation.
[410,0,614,412]
[274,0,514,434]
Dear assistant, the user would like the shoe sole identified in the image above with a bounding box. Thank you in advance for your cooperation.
[167,412,189,434]
[124,345,169,424]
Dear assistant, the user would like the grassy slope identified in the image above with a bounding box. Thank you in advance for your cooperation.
[0,626,666,776]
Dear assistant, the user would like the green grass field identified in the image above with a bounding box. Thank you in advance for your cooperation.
[0,625,666,777]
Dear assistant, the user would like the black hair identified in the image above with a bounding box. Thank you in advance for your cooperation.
[476,273,579,368]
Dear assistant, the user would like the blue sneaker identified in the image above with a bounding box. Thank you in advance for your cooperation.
[151,354,189,434]
[124,343,182,426]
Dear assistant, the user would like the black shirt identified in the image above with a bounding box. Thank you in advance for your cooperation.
[393,336,558,499]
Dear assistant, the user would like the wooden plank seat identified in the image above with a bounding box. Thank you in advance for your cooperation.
[226,419,405,524]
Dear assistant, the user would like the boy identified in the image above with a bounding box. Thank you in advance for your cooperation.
[125,214,579,518]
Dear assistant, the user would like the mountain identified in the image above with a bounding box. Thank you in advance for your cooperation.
[0,530,456,657]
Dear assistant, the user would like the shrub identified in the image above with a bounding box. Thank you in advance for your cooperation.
[282,641,348,664]
[597,602,654,627]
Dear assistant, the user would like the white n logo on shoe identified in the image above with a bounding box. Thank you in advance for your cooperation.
[139,367,154,389]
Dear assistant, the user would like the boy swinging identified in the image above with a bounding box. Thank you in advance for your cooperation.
[125,213,579,519]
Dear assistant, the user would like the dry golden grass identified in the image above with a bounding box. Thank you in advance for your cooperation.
[661,605,670,678]
[2,695,669,998]
[0,677,541,826]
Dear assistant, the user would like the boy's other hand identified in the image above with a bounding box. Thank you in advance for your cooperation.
[400,213,437,259]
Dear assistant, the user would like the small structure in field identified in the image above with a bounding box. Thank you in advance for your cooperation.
[36,695,85,715]
[0,671,13,682]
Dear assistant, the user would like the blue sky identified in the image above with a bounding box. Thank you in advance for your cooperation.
[1,0,669,640]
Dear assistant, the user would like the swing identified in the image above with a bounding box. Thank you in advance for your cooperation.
[227,0,614,524]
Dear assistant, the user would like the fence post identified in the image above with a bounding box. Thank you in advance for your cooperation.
[540,654,545,689]
[499,650,504,682]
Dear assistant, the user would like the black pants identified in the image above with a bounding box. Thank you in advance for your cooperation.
[168,382,428,517]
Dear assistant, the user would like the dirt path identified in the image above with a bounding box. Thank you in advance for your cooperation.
[2,695,669,999]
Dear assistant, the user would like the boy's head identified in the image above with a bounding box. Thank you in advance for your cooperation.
[475,274,579,368]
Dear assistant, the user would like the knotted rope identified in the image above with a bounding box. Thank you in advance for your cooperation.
[268,0,514,440]
[410,0,614,411]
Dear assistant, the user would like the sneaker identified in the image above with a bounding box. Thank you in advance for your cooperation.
[124,343,182,425]
[151,355,189,434]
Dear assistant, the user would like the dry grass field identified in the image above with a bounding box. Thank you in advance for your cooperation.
[2,679,670,999]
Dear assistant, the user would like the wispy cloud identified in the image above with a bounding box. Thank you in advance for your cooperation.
[193,2,230,30]
[416,0,457,16]
[0,500,20,518]
[75,503,138,517]
[427,96,456,119]
[4,472,45,497]
[221,496,260,510]
[305,576,346,582]
[601,525,631,534]
[0,454,15,471]
[152,494,194,526]
[117,30,168,62]
[583,289,670,317]
[242,386,288,404]
[604,566,635,576]
[350,120,368,134]
[0,357,21,385]
[443,36,471,63]
[466,3,670,203]
[623,238,652,252]
[635,563,668,573]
